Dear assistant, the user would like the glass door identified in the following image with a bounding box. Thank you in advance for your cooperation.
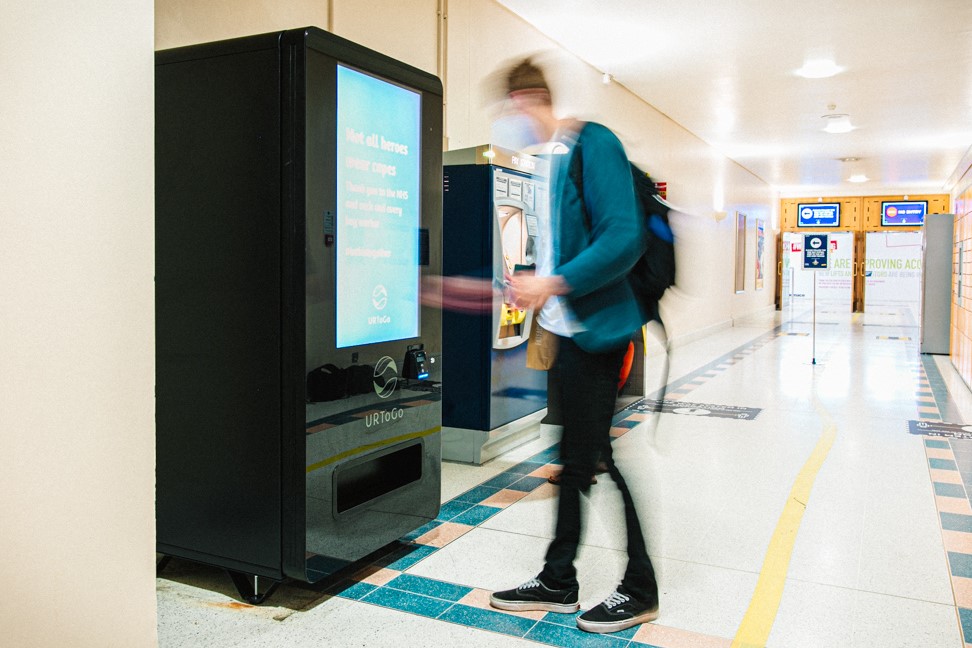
[781,231,855,318]
[863,231,923,325]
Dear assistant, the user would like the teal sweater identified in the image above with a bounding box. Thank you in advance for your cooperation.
[553,122,646,353]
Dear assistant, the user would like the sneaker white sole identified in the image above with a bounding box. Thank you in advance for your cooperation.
[489,596,580,614]
[576,607,659,633]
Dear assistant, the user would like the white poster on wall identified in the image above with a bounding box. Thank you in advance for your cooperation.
[814,232,853,306]
[864,231,922,307]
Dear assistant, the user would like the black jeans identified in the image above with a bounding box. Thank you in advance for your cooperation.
[539,335,658,603]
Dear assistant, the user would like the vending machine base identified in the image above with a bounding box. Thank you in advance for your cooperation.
[442,409,545,465]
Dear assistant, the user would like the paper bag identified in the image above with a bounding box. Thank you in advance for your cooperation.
[526,317,558,370]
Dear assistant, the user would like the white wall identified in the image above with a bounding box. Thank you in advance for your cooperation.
[333,0,441,75]
[155,0,328,49]
[0,1,157,647]
[156,0,441,76]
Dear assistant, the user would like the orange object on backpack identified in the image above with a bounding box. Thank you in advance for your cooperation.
[618,341,635,391]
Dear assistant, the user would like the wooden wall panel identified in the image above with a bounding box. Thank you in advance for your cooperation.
[861,194,951,232]
[781,194,949,232]
[780,196,861,231]
[952,185,972,390]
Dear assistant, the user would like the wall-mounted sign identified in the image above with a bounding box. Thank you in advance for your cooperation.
[797,202,840,227]
[803,234,829,269]
[755,219,765,290]
[881,200,927,227]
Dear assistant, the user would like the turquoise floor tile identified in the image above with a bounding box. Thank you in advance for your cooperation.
[378,544,438,571]
[925,439,950,449]
[453,485,502,504]
[930,458,958,470]
[436,499,475,521]
[960,608,972,643]
[331,579,377,600]
[507,459,546,475]
[934,482,967,498]
[386,573,473,602]
[362,586,453,618]
[400,520,441,541]
[530,446,561,463]
[508,475,548,492]
[438,603,538,637]
[949,552,972,579]
[483,471,528,489]
[941,512,972,533]
[452,504,501,526]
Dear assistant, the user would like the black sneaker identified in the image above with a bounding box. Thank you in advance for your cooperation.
[489,577,580,613]
[576,586,659,633]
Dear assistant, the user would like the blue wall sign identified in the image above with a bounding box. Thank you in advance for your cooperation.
[803,234,829,269]
[881,201,927,226]
[797,203,840,227]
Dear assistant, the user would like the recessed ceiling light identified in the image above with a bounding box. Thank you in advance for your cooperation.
[848,174,869,183]
[797,59,844,79]
[821,114,854,133]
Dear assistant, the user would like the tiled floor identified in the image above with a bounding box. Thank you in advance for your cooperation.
[157,305,972,647]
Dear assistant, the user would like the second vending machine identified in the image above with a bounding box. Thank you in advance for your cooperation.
[442,146,550,464]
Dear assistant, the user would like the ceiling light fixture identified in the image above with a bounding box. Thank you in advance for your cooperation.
[847,174,869,183]
[821,113,854,134]
[601,72,614,85]
[796,59,844,79]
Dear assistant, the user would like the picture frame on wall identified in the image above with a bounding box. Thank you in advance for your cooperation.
[755,219,765,290]
[734,211,747,293]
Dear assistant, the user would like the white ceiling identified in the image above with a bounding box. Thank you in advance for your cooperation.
[498,0,972,198]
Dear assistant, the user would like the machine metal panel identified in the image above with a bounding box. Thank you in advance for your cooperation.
[920,213,954,354]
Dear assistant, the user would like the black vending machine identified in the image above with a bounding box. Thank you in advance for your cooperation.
[155,27,443,600]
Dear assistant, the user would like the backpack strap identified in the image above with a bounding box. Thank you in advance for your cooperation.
[566,126,591,231]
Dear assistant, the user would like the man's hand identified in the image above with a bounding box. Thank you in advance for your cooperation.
[508,273,569,311]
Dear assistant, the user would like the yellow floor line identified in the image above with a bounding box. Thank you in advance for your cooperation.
[731,399,837,648]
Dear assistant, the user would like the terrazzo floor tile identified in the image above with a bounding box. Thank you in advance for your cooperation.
[848,588,962,648]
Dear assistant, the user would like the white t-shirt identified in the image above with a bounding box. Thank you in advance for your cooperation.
[533,131,582,338]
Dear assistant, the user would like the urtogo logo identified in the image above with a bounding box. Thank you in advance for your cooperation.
[372,284,388,310]
[373,356,398,398]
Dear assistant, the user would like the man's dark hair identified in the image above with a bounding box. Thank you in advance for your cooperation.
[505,57,551,102]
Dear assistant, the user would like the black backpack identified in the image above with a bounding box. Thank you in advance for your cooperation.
[569,144,675,323]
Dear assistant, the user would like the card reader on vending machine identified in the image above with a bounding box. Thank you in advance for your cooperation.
[403,344,429,380]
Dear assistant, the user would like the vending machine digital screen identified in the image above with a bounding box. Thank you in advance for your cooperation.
[336,65,422,348]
